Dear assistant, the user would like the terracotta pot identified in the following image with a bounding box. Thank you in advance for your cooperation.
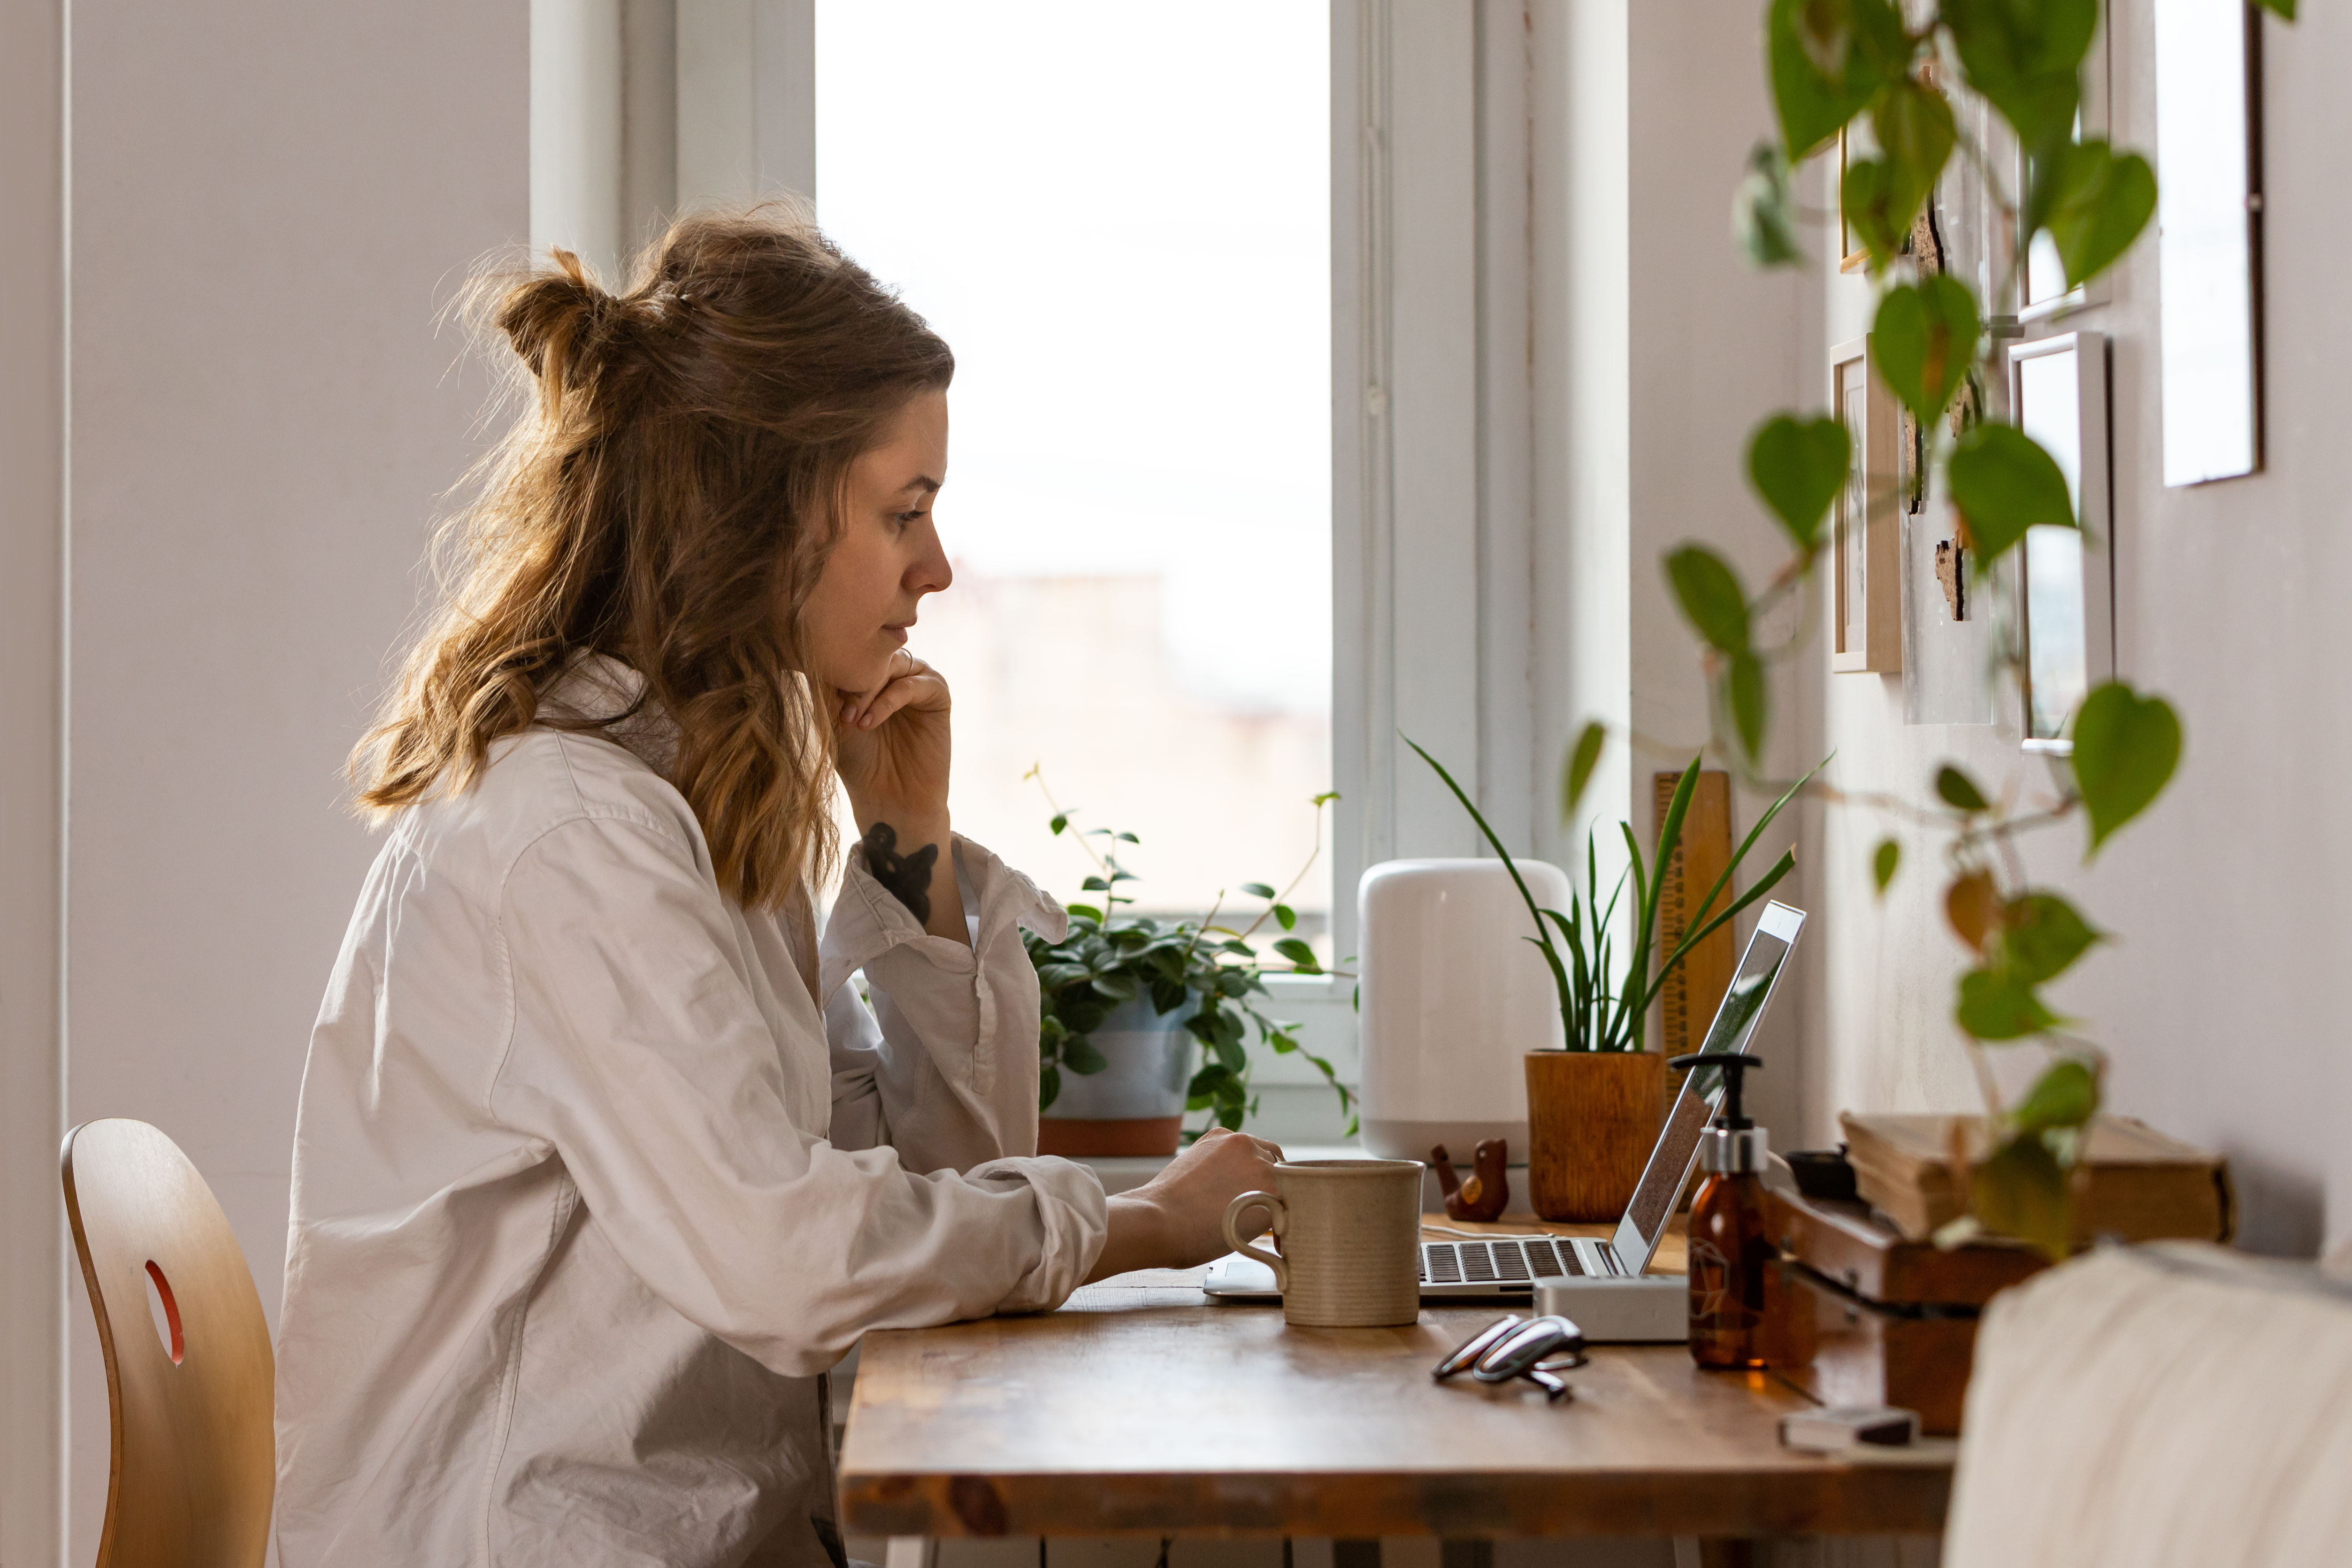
[1524,1050,1667,1222]
[1036,1116,1184,1157]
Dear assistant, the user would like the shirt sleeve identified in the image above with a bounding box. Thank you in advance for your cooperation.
[488,811,1105,1378]
[819,834,1073,1177]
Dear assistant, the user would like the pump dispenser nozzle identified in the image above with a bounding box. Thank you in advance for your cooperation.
[1669,1053,1767,1173]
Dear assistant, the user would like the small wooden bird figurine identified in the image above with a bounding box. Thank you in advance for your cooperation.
[1428,1138,1510,1222]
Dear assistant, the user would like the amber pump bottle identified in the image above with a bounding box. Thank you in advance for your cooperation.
[1670,1052,1772,1369]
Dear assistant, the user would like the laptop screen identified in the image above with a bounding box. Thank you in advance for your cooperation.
[1608,900,1806,1270]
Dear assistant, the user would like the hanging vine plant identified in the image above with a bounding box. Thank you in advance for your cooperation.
[1611,0,2298,1258]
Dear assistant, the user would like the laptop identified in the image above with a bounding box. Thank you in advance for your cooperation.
[1203,899,1805,1301]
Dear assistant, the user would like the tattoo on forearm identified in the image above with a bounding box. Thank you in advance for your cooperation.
[862,821,939,923]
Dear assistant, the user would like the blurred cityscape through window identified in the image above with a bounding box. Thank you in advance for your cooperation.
[817,2,1334,952]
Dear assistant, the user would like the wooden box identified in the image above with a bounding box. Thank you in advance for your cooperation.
[1763,1189,2046,1436]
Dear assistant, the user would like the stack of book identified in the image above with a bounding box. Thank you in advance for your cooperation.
[1838,1112,2233,1247]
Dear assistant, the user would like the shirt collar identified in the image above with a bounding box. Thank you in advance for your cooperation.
[539,651,679,773]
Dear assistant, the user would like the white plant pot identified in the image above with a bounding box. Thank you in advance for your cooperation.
[1042,996,1196,1121]
[1356,857,1570,1161]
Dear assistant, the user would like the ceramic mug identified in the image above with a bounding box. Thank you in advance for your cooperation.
[1220,1158,1424,1327]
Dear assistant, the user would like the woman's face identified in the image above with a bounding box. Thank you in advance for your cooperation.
[805,388,952,695]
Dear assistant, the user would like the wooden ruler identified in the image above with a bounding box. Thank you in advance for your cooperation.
[1652,770,1735,1058]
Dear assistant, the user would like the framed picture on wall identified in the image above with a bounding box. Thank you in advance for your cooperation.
[1831,336,1902,674]
[2007,331,2114,752]
[2154,0,2264,484]
[1836,128,1869,274]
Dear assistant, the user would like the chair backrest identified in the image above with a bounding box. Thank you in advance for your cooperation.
[1944,1240,2352,1568]
[62,1119,274,1568]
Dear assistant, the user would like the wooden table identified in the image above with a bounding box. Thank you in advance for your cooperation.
[838,1217,1954,1544]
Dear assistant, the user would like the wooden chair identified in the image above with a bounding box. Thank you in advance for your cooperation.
[62,1118,274,1568]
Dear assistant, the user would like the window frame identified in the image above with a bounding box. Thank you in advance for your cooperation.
[774,1,1540,1098]
[1254,0,1538,1092]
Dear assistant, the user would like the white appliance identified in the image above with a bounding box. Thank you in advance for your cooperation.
[1355,857,1570,1161]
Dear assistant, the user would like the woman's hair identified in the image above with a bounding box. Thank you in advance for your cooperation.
[352,203,953,908]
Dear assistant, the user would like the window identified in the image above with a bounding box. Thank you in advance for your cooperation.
[815,2,1334,953]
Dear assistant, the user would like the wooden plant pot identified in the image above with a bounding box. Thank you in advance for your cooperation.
[1525,1050,1667,1222]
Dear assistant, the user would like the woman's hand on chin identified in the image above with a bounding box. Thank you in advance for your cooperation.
[835,651,967,945]
[835,647,952,814]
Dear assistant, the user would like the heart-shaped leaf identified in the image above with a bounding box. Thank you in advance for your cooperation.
[1666,545,1751,654]
[2071,681,2182,856]
[2041,140,2157,288]
[1061,1035,1109,1075]
[1562,720,1607,821]
[1997,892,2102,983]
[1956,966,2056,1040]
[1943,0,2095,150]
[1767,0,1909,159]
[2259,0,2297,17]
[1870,77,1956,226]
[1872,276,1980,422]
[1949,423,2076,560]
[1841,155,1913,271]
[1945,870,2000,953]
[2011,1058,2100,1136]
[1872,838,1901,896]
[1973,1128,2073,1260]
[1733,141,1805,268]
[1748,414,1850,552]
[1936,764,1991,812]
[1726,650,1768,761]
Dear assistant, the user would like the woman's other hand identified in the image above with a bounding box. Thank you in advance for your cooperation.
[1085,1128,1287,1282]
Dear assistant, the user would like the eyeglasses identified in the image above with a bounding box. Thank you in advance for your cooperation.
[1431,1314,1587,1402]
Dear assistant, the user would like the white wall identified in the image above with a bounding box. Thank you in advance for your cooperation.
[0,0,68,1560]
[1795,2,2348,1257]
[1528,1,1809,1140]
[60,1,527,1553]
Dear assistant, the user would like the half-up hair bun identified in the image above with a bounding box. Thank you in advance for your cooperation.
[495,246,626,418]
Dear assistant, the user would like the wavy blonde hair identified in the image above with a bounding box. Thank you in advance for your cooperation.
[352,205,954,908]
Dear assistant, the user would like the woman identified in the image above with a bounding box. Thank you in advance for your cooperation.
[272,208,1280,1568]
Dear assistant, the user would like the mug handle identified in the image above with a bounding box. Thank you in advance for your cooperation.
[1223,1190,1287,1292]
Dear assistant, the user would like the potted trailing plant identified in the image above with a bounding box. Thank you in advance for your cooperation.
[1408,738,1813,1220]
[1023,774,1352,1155]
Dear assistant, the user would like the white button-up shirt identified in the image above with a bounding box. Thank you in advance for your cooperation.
[273,658,1106,1568]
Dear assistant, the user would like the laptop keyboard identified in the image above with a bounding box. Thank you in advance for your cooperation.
[1421,1237,1611,1287]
